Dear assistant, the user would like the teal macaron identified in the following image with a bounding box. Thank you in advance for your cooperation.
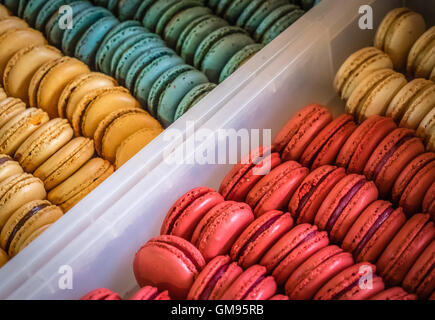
[176,14,213,54]
[17,0,28,17]
[35,0,74,31]
[142,0,180,32]
[75,15,119,68]
[157,69,209,127]
[244,0,289,34]
[174,82,216,121]
[219,43,263,83]
[3,0,19,15]
[133,54,184,112]
[236,0,264,28]
[22,0,49,26]
[155,0,203,36]
[133,0,155,21]
[117,0,142,21]
[262,8,305,44]
[206,0,219,10]
[222,0,250,24]
[215,0,232,16]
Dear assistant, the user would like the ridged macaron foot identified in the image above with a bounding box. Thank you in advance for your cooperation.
[133,235,206,299]
[336,115,396,174]
[117,0,142,21]
[230,210,293,268]
[423,181,435,217]
[342,200,406,263]
[35,0,74,31]
[273,104,332,160]
[174,82,216,121]
[142,0,180,32]
[0,199,62,257]
[377,213,435,286]
[289,165,346,224]
[261,8,305,44]
[334,47,393,100]
[0,247,8,267]
[370,287,417,300]
[314,263,385,300]
[47,157,114,212]
[22,0,48,26]
[407,26,435,79]
[0,17,28,36]
[284,245,354,300]
[0,173,46,230]
[33,137,94,190]
[243,0,289,35]
[0,108,49,155]
[363,127,424,197]
[246,160,308,217]
[191,201,254,262]
[129,286,171,300]
[0,97,27,128]
[0,155,23,184]
[220,264,277,300]
[314,174,378,243]
[300,114,356,170]
[160,186,224,240]
[187,255,242,300]
[14,118,73,173]
[80,288,121,300]
[260,223,329,285]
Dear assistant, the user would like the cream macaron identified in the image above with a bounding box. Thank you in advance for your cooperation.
[417,107,435,152]
[0,154,23,183]
[407,26,435,79]
[0,97,26,127]
[0,17,28,36]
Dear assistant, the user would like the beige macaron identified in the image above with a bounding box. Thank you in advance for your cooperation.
[48,157,114,212]
[0,4,11,19]
[14,118,73,173]
[0,87,7,100]
[374,7,426,71]
[33,137,94,190]
[58,72,117,120]
[0,154,23,183]
[0,97,26,127]
[0,247,7,267]
[3,45,62,103]
[407,26,435,79]
[0,200,62,257]
[0,108,49,155]
[416,107,435,146]
[0,173,46,230]
[0,17,28,36]
[334,47,393,100]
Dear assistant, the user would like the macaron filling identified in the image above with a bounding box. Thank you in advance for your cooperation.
[198,262,230,300]
[241,275,266,300]
[152,239,202,270]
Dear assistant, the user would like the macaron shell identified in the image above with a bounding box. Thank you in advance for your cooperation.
[423,181,435,216]
[80,288,121,300]
[0,4,11,18]
[370,287,418,300]
[261,9,305,45]
[407,26,435,76]
[142,0,180,32]
[0,155,23,183]
[243,0,289,35]
[416,106,435,143]
[174,82,216,121]
[400,84,435,130]
[35,0,73,31]
[0,17,28,36]
[129,286,171,300]
[374,8,410,50]
[22,0,47,26]
[28,58,60,109]
[0,98,27,127]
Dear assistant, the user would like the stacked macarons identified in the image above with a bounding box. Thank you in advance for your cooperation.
[81,286,171,300]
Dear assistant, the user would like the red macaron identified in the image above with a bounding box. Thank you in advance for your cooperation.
[269,294,289,300]
[160,187,224,240]
[187,255,242,300]
[423,181,435,217]
[289,165,346,224]
[245,161,308,217]
[377,213,435,286]
[336,115,396,174]
[342,200,406,263]
[191,201,254,261]
[133,235,206,299]
[80,288,122,300]
[370,287,418,300]
[314,174,378,243]
[273,104,332,161]
[129,286,171,300]
[220,264,277,300]
[363,128,424,197]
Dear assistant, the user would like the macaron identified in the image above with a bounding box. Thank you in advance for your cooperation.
[407,26,435,79]
[0,199,62,257]
[2,1,16,15]
[47,157,114,212]
[191,201,254,262]
[230,210,293,268]
[33,137,95,190]
[261,8,305,45]
[399,83,435,131]
[0,108,49,155]
[342,200,406,263]
[176,13,214,54]
[129,286,171,300]
[245,160,309,217]
[0,17,28,36]
[374,7,426,70]
[0,173,46,230]
[336,115,397,174]
[142,0,180,32]
[363,127,424,197]
[117,0,142,21]
[35,0,73,31]
[221,0,253,24]
[289,165,346,224]
[18,223,52,253]
[0,4,11,19]
[423,181,435,217]
[174,82,216,121]
[370,287,418,300]
[377,213,435,286]
[300,114,356,169]
[235,0,265,28]
[22,0,48,26]
[133,0,155,21]
[416,106,435,151]
[242,0,289,35]
[14,118,73,173]
[272,104,332,160]
[260,223,329,285]
[187,255,242,300]
[314,263,385,300]
[314,174,379,243]
[0,247,8,268]
[0,97,26,128]
[220,264,277,300]
[284,245,354,300]
[133,235,206,300]
[0,155,23,183]
[80,288,121,300]
[160,186,224,240]
[334,47,393,100]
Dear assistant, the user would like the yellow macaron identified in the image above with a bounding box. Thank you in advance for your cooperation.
[0,247,7,267]
[16,223,52,255]
[416,105,435,151]
[0,154,23,183]
[0,97,26,127]
[0,17,28,36]
[407,26,435,79]
[0,4,11,19]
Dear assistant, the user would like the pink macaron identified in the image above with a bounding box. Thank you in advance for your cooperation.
[129,286,171,300]
[269,294,289,300]
[80,288,121,300]
[423,181,435,217]
[370,287,418,300]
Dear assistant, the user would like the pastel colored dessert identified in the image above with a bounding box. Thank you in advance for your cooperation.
[173,82,216,121]
[0,3,11,19]
[35,0,72,31]
[342,200,406,263]
[289,165,346,224]
[370,287,418,300]
[363,127,424,197]
[374,7,426,70]
[0,97,26,127]
[191,200,254,261]
[336,115,396,174]
[80,288,121,300]
[133,235,206,299]
[0,247,8,268]
[0,154,23,183]
[260,223,329,285]
[261,7,304,45]
[407,26,435,79]
[334,47,393,100]
[129,286,171,300]
[0,17,28,36]
[22,0,49,26]
[160,186,224,240]
[423,181,435,217]
[220,264,277,300]
[416,107,435,152]
[377,213,435,286]
[314,174,378,243]
[187,255,242,300]
[314,263,385,300]
[116,0,142,21]
[230,210,293,268]
[245,160,308,217]
[300,114,356,169]
[285,245,354,300]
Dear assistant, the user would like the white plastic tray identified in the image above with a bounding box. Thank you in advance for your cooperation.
[2,0,434,299]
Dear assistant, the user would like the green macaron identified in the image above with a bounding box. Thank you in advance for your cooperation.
[176,14,213,54]
[222,0,251,24]
[215,0,232,16]
[35,0,73,31]
[206,0,220,10]
[143,0,179,32]
[253,4,299,41]
[236,0,264,28]
[133,0,155,21]
[262,8,305,44]
[117,0,142,21]
[155,0,203,36]
[244,0,289,34]
[23,0,48,26]
[174,82,216,121]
